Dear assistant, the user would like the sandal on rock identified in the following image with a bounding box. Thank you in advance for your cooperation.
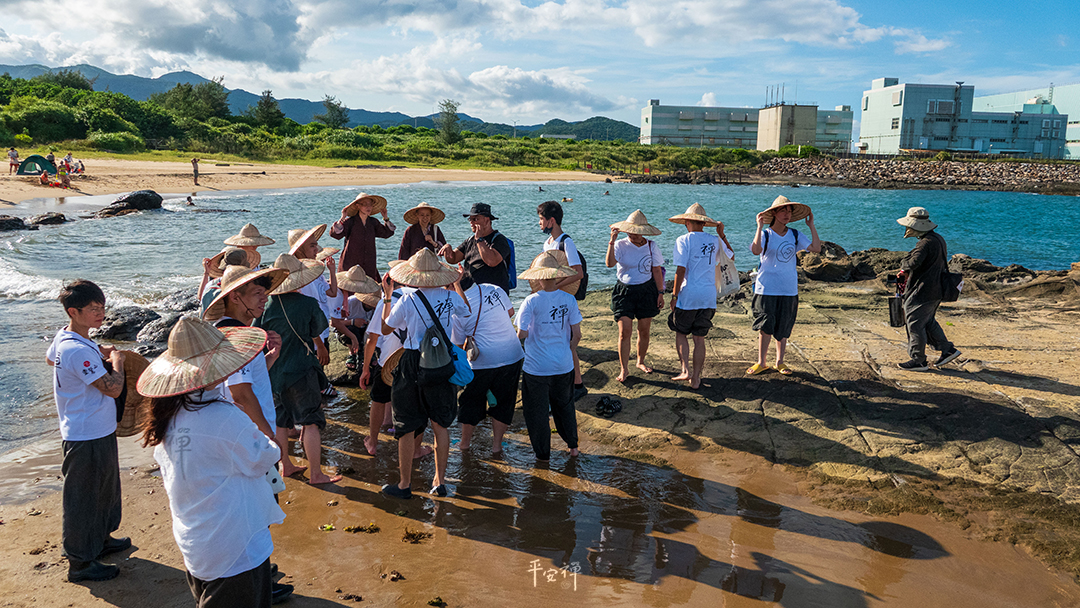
[604,399,623,419]
[746,363,770,376]
[345,354,358,371]
[773,363,793,376]
[595,396,611,417]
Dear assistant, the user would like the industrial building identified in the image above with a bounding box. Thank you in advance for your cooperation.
[859,78,1068,158]
[973,83,1080,160]
[639,100,853,153]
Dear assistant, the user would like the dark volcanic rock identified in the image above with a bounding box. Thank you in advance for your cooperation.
[26,212,67,226]
[0,215,28,231]
[158,287,200,313]
[950,254,1038,287]
[797,242,875,282]
[848,248,909,278]
[136,312,182,344]
[90,306,161,341]
[134,343,166,358]
[96,190,164,218]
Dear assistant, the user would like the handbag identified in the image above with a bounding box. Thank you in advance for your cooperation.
[941,272,964,302]
[463,288,483,362]
[715,241,740,299]
[413,291,474,387]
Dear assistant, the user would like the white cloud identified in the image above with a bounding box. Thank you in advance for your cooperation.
[696,92,718,106]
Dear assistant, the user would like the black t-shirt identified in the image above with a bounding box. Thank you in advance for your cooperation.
[457,231,512,294]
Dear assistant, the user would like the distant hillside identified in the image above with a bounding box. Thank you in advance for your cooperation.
[0,63,637,140]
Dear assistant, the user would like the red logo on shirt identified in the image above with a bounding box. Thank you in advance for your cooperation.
[84,361,91,367]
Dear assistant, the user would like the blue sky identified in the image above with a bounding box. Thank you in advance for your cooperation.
[1,0,1077,128]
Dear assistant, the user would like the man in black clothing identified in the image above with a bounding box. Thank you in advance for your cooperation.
[896,207,961,371]
[440,203,512,294]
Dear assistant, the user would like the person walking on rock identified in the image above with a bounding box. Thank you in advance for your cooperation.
[896,207,961,371]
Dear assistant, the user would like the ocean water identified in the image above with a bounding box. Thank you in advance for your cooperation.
[1,181,1078,453]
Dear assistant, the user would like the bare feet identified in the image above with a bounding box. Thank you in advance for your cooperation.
[689,376,702,389]
[458,440,471,451]
[363,435,377,456]
[636,362,653,374]
[615,369,629,383]
[308,473,342,485]
[281,464,307,477]
[287,428,301,439]
[413,445,434,459]
[569,448,580,457]
[672,371,691,382]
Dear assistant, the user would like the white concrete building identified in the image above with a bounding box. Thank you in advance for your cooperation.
[974,83,1080,160]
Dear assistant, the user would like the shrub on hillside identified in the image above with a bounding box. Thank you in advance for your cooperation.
[87,131,146,152]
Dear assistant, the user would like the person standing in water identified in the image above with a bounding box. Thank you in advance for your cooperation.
[605,210,665,383]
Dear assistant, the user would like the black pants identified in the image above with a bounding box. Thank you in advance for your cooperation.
[904,299,954,363]
[62,433,122,564]
[186,558,272,608]
[521,371,577,460]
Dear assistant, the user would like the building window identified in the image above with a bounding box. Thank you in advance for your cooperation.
[991,120,1008,124]
[972,119,988,124]
[934,136,949,141]
[891,118,900,129]
[1019,120,1028,124]
[892,91,903,106]
[863,97,869,111]
[1042,129,1049,137]
[1043,119,1051,128]
[644,117,649,123]
[990,138,1006,143]
[1053,120,1062,128]
[1053,131,1060,138]
[936,118,952,123]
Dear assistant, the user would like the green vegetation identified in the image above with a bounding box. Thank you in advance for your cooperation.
[0,72,783,173]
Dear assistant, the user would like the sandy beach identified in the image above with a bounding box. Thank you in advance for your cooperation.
[0,159,610,206]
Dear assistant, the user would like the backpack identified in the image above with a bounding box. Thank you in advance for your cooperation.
[503,233,518,290]
[761,228,799,255]
[556,234,589,300]
[938,236,964,302]
[412,291,473,388]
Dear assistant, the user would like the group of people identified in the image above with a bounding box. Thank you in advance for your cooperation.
[47,189,960,607]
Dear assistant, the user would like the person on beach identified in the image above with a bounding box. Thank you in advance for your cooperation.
[46,151,55,165]
[747,195,821,376]
[191,158,199,185]
[668,203,731,389]
[329,192,396,282]
[289,224,341,397]
[200,264,295,604]
[186,196,195,206]
[138,316,285,608]
[331,266,380,370]
[896,207,962,371]
[224,223,276,269]
[377,249,469,499]
[46,280,130,583]
[605,210,665,383]
[538,200,588,400]
[451,275,523,453]
[440,203,512,296]
[7,147,18,174]
[257,254,342,485]
[398,201,447,261]
[39,170,51,186]
[516,251,582,462]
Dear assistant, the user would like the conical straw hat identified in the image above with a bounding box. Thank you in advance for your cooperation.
[287,224,327,256]
[388,249,460,288]
[315,246,340,262]
[116,351,151,438]
[203,264,290,322]
[337,265,380,294]
[611,209,662,236]
[381,348,404,385]
[207,246,252,279]
[759,195,811,224]
[269,253,325,295]
[520,250,578,282]
[136,316,267,398]
[223,223,275,247]
[668,203,718,226]
[344,192,388,217]
[403,202,445,225]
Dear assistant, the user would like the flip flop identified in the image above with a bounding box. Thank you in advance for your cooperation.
[773,363,793,375]
[604,399,622,418]
[746,363,770,376]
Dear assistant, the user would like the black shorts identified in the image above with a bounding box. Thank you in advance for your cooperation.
[369,361,392,403]
[274,368,326,429]
[667,308,714,337]
[390,349,458,437]
[751,294,799,340]
[611,280,660,321]
[458,359,523,426]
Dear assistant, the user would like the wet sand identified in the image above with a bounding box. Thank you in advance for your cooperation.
[3,268,1080,605]
[0,159,609,206]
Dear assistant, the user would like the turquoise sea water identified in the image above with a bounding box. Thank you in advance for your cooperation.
[1,180,1078,452]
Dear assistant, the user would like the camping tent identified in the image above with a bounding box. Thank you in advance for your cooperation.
[17,155,57,176]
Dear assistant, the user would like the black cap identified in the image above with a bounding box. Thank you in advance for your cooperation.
[463,203,498,220]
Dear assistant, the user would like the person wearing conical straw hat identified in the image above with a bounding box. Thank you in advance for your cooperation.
[747,195,821,376]
[289,225,341,397]
[895,207,960,371]
[329,192,395,282]
[223,223,275,268]
[255,253,342,485]
[537,200,588,401]
[198,246,252,310]
[515,251,583,462]
[46,280,130,583]
[605,210,666,384]
[329,265,380,371]
[398,201,447,261]
[137,316,287,606]
[376,249,469,499]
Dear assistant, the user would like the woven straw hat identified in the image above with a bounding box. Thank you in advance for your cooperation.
[269,253,325,295]
[388,249,460,288]
[611,209,662,236]
[223,223,275,247]
[669,203,718,226]
[760,195,811,224]
[403,202,445,225]
[136,316,267,398]
[315,246,340,262]
[116,352,151,437]
[337,265,380,294]
[897,207,937,232]
[287,224,327,256]
[381,348,404,385]
[208,246,252,279]
[344,192,388,217]
[520,250,578,282]
[203,264,290,322]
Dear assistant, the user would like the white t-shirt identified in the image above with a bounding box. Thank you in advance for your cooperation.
[299,275,333,341]
[516,289,582,376]
[754,227,812,296]
[544,233,581,267]
[154,392,284,581]
[342,295,373,324]
[451,284,524,370]
[221,322,275,432]
[673,231,725,311]
[367,288,412,366]
[614,238,664,286]
[46,328,116,441]
[385,287,468,351]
